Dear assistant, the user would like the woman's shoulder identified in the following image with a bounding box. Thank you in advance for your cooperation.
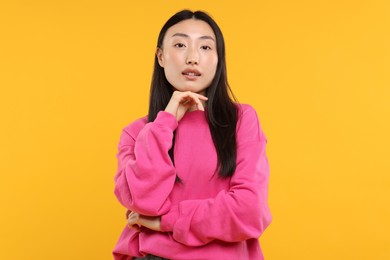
[235,103,267,143]
[235,103,259,121]
[121,115,149,138]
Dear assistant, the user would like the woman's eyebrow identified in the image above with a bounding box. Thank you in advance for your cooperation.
[172,33,215,42]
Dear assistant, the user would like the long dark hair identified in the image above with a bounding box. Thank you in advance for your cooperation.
[148,10,238,178]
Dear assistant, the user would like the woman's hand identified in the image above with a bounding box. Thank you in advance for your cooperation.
[126,210,161,232]
[165,91,208,121]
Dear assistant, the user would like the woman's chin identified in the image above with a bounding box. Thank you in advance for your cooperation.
[172,86,208,95]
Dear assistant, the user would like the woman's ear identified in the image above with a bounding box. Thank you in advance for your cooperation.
[156,48,164,67]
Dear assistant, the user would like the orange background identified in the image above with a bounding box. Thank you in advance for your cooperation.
[1,0,389,259]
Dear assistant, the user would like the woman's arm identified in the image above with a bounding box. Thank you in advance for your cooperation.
[114,111,178,216]
[159,105,272,246]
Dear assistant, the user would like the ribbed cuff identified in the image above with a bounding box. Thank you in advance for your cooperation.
[154,111,178,131]
[160,205,180,232]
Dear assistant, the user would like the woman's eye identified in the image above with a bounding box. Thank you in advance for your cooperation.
[201,46,212,50]
[174,43,186,48]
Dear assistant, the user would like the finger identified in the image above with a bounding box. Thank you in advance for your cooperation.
[181,93,204,105]
[127,213,143,232]
[182,97,204,111]
[187,94,205,111]
[127,218,140,229]
[179,97,197,109]
[127,212,139,221]
[125,210,132,219]
[129,211,139,217]
[127,214,140,228]
[196,99,205,111]
[183,94,204,111]
[189,92,208,100]
[177,91,207,101]
[195,94,208,100]
[127,224,141,231]
[181,97,192,105]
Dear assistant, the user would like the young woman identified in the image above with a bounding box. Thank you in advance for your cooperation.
[113,10,272,260]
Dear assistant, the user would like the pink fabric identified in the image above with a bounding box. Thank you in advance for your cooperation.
[113,104,271,260]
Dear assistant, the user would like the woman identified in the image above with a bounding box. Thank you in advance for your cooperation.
[113,9,272,260]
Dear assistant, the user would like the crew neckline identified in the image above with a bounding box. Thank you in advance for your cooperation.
[180,109,205,121]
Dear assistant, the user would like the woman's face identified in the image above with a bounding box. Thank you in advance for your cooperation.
[157,19,218,95]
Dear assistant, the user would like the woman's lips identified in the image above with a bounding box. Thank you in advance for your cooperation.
[182,69,201,81]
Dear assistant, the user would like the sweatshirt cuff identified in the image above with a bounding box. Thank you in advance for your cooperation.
[160,205,180,232]
[154,111,178,131]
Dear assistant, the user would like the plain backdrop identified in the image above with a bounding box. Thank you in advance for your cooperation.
[0,0,389,259]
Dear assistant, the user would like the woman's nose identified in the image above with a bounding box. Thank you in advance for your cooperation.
[186,48,199,65]
[186,58,198,65]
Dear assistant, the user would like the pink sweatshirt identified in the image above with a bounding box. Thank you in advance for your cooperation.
[113,104,271,260]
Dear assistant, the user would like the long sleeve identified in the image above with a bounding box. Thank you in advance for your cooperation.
[114,111,178,216]
[160,105,272,246]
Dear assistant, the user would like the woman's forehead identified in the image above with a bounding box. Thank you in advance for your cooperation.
[165,19,216,41]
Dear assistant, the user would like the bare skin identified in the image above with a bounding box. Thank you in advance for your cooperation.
[165,90,208,121]
[126,210,161,232]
